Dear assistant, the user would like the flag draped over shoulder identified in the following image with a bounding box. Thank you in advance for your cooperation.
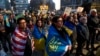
[4,15,10,27]
[11,27,28,56]
[46,25,71,56]
[64,21,75,36]
[32,26,45,50]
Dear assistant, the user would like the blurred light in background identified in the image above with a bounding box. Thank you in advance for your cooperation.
[28,0,30,3]
[53,0,61,10]
[8,0,11,2]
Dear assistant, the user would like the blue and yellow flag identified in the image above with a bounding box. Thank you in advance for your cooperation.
[64,21,75,36]
[4,15,10,27]
[32,26,46,50]
[46,25,71,56]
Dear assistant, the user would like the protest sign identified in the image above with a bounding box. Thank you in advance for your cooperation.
[64,7,72,16]
[77,7,84,12]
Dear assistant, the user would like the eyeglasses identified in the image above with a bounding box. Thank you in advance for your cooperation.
[57,20,63,22]
[19,22,26,24]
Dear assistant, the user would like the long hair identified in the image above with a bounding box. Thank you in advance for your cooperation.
[35,19,44,28]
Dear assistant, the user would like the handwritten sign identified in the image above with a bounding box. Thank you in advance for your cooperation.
[64,7,72,16]
[77,7,84,12]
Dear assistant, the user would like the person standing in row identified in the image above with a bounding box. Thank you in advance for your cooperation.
[32,19,46,56]
[11,17,32,56]
[76,16,89,56]
[87,9,100,50]
[0,13,11,53]
[46,16,72,56]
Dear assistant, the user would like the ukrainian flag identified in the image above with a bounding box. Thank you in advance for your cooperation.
[46,25,71,56]
[32,26,46,55]
[4,15,10,27]
[64,21,75,36]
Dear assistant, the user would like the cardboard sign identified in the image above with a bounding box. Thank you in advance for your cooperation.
[38,10,48,15]
[42,10,48,14]
[77,7,84,12]
[64,7,72,16]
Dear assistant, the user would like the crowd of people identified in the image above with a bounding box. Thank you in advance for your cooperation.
[0,9,100,56]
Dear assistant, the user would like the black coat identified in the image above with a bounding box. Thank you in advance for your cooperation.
[77,23,89,41]
[0,21,11,37]
[9,19,17,33]
[87,15,100,32]
[24,37,32,56]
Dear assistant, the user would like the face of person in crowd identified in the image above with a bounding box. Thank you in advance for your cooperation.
[70,13,74,17]
[19,19,27,30]
[55,17,63,28]
[69,16,74,23]
[29,20,33,25]
[0,14,3,22]
[91,11,97,16]
[31,13,34,16]
[73,14,77,19]
[37,20,43,27]
[80,17,87,24]
[25,12,28,16]
[47,20,52,25]
[10,14,14,18]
